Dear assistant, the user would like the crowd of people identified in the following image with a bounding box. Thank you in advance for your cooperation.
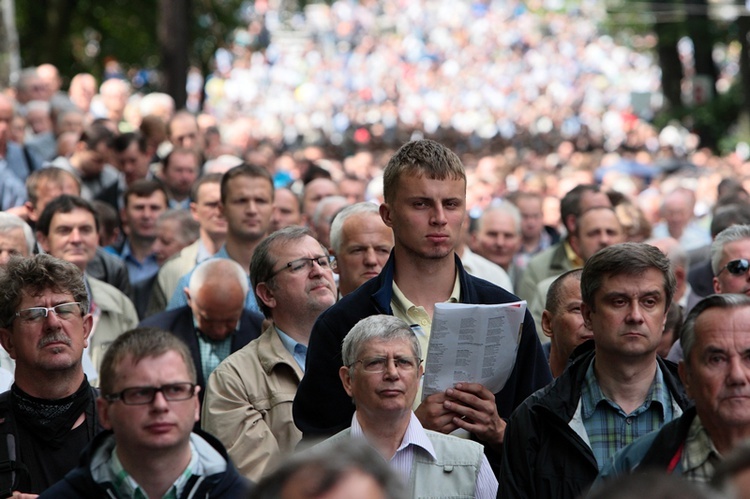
[1,1,750,497]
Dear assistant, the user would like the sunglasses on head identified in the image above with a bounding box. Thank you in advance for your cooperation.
[718,258,750,277]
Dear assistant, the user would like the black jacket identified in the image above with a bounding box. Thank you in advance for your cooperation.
[293,252,552,470]
[498,343,692,499]
[39,430,251,498]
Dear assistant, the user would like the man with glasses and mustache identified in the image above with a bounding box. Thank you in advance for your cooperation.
[315,315,498,498]
[41,327,250,498]
[668,223,750,362]
[0,254,101,496]
[202,227,337,481]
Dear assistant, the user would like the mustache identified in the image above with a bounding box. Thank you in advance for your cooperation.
[38,332,72,349]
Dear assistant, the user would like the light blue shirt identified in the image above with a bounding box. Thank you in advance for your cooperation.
[120,241,160,285]
[276,327,307,372]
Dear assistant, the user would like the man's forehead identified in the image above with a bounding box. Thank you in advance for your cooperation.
[51,209,95,225]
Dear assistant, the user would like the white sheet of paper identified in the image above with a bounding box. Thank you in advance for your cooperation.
[421,301,526,400]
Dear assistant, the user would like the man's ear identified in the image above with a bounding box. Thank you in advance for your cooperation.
[713,276,721,294]
[339,366,354,398]
[255,282,276,310]
[193,385,201,424]
[380,203,393,229]
[184,288,191,304]
[541,310,554,339]
[0,328,16,360]
[81,313,93,348]
[581,302,592,330]
[97,397,113,430]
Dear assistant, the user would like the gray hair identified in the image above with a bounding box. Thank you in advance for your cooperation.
[711,224,750,275]
[313,195,349,227]
[681,293,750,367]
[329,202,381,254]
[188,258,249,299]
[341,315,421,371]
[475,202,521,235]
[157,209,199,245]
[0,212,35,255]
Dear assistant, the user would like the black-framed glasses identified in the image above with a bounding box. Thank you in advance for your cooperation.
[104,383,196,405]
[268,255,334,279]
[350,356,422,374]
[12,302,83,326]
[717,259,750,277]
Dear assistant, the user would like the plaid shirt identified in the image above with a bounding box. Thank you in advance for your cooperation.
[682,414,722,483]
[196,331,233,385]
[581,360,675,470]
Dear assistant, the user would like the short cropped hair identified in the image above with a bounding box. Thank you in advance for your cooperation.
[329,202,381,254]
[36,195,99,236]
[111,131,148,154]
[220,163,274,205]
[680,293,750,367]
[189,172,223,202]
[711,224,750,275]
[581,242,675,312]
[0,212,35,255]
[98,327,197,397]
[382,140,465,204]
[25,167,81,206]
[545,269,583,316]
[0,254,88,328]
[474,202,521,236]
[188,258,248,299]
[249,226,322,318]
[560,184,604,233]
[122,179,168,208]
[341,315,421,374]
[162,147,201,173]
[157,209,200,245]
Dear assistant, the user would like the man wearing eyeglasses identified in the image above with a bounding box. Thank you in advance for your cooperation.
[316,315,497,498]
[667,223,750,362]
[41,327,250,498]
[202,226,337,481]
[0,254,101,496]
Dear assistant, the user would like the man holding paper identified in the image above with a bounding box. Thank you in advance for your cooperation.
[498,242,691,498]
[294,139,551,471]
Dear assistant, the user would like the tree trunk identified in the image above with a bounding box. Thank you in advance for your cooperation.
[0,0,20,88]
[652,0,683,109]
[159,0,190,110]
[737,13,750,132]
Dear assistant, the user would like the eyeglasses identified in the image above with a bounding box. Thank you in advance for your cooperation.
[269,255,334,279]
[350,356,422,373]
[12,302,83,325]
[717,259,750,277]
[104,383,196,405]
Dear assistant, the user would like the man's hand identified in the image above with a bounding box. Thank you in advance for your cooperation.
[11,492,38,499]
[415,392,461,434]
[443,382,506,450]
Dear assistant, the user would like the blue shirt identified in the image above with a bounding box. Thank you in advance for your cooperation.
[276,327,308,372]
[120,241,160,285]
[166,246,260,314]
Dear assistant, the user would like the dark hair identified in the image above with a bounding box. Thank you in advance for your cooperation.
[111,131,148,154]
[162,146,201,173]
[382,140,465,204]
[581,242,675,311]
[681,293,750,367]
[189,172,223,203]
[220,163,274,205]
[589,470,712,499]
[25,167,81,206]
[36,195,99,236]
[79,122,115,150]
[545,269,583,315]
[122,179,168,208]
[99,327,197,396]
[560,184,604,233]
[0,254,89,328]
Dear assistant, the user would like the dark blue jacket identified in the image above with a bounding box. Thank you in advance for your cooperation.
[293,252,552,470]
[39,430,251,498]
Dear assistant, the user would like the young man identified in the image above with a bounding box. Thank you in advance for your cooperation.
[41,327,250,497]
[294,140,550,470]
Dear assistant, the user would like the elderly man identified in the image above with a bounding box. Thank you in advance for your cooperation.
[312,195,349,249]
[41,327,250,497]
[540,269,592,378]
[499,243,691,498]
[159,147,200,210]
[318,315,497,498]
[141,259,263,401]
[295,140,550,472]
[202,227,337,481]
[0,212,35,264]
[329,203,394,297]
[596,294,750,484]
[0,255,101,494]
[470,202,523,287]
[652,187,711,251]
[36,195,139,373]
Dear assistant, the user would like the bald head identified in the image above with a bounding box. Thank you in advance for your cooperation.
[186,259,248,341]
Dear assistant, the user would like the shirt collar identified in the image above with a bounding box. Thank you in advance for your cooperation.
[581,359,669,419]
[276,327,308,368]
[564,239,584,268]
[683,414,723,473]
[351,411,436,461]
[391,271,460,316]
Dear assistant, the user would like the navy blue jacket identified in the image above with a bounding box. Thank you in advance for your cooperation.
[139,306,264,403]
[293,252,552,470]
[39,430,251,498]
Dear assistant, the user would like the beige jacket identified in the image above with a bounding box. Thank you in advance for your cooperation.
[201,325,304,481]
[149,240,201,315]
[87,276,139,374]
